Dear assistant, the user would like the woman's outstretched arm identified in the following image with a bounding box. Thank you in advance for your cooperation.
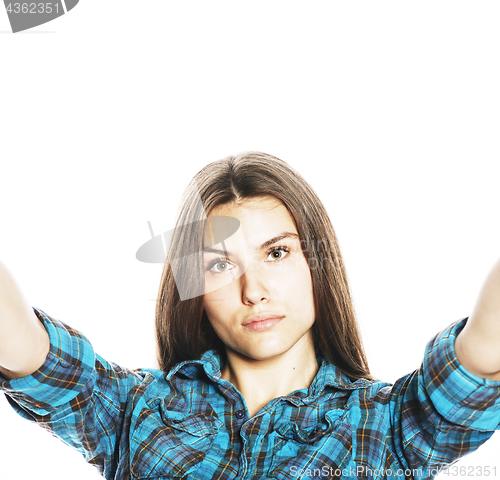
[455,256,500,380]
[0,268,158,478]
[0,259,50,379]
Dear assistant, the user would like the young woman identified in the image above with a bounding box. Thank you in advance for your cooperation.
[1,151,500,479]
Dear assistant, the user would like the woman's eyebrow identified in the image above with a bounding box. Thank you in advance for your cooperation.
[259,232,300,250]
[203,232,299,257]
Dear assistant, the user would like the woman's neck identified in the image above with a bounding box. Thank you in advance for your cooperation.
[220,337,319,418]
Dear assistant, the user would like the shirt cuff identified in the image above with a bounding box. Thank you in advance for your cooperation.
[422,317,500,431]
[0,307,95,416]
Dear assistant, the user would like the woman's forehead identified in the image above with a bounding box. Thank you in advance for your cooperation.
[209,195,286,216]
[204,197,299,249]
[209,202,296,234]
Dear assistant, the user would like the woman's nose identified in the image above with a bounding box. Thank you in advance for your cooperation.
[240,264,271,305]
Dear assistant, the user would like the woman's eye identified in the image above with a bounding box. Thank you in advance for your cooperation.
[207,247,290,274]
[208,259,234,274]
[266,247,290,261]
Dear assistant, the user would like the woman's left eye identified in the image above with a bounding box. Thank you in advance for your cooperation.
[266,246,290,261]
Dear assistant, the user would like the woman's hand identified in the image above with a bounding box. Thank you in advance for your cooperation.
[455,257,500,381]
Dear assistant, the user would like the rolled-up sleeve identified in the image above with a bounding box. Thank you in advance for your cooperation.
[0,307,155,479]
[422,317,500,431]
[0,307,96,415]
[388,318,500,478]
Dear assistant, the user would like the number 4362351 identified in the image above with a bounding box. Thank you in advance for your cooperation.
[6,3,60,14]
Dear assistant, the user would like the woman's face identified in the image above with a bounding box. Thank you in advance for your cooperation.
[202,195,316,362]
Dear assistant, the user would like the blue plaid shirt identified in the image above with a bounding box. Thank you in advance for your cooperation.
[1,307,500,479]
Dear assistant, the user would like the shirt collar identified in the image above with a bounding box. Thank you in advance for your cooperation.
[166,349,224,383]
[167,350,372,396]
[308,357,373,395]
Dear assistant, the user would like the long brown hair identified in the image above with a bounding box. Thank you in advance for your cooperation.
[155,151,372,381]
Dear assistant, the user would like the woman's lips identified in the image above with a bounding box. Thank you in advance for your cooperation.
[243,316,284,332]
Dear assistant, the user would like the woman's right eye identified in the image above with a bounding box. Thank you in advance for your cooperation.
[207,259,235,274]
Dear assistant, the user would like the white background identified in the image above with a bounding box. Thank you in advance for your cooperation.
[1,1,499,479]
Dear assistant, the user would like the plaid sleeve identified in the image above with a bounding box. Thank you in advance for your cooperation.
[0,307,155,479]
[422,317,500,431]
[389,318,500,477]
